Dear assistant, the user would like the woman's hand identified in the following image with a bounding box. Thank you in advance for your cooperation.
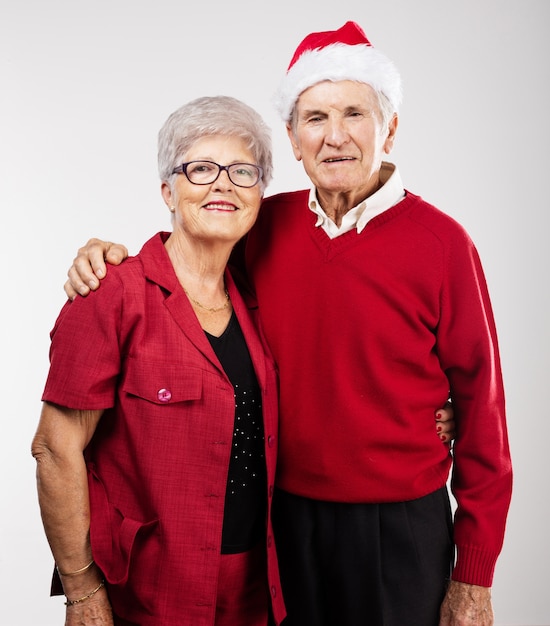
[64,584,114,625]
[436,402,455,443]
[64,238,128,300]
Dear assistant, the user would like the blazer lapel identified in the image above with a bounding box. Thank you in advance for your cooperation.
[140,233,227,375]
[225,270,268,391]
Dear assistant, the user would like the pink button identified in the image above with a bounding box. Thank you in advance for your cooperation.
[157,388,172,402]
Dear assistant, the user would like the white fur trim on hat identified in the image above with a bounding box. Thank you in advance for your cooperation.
[272,43,403,122]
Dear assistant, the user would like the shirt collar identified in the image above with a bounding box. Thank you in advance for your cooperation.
[307,162,405,238]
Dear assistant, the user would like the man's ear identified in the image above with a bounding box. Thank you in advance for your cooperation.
[286,123,302,161]
[383,113,399,155]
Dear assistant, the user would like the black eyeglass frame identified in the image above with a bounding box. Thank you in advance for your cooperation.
[171,160,264,188]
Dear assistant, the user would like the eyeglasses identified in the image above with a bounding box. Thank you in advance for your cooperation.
[172,160,263,188]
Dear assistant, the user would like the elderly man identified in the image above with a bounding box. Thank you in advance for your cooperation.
[63,22,511,626]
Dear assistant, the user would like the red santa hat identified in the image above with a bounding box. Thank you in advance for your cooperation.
[273,21,403,122]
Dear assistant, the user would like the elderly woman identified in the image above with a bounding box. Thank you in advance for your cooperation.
[31,96,285,626]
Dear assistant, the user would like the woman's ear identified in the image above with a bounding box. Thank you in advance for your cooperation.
[161,181,174,209]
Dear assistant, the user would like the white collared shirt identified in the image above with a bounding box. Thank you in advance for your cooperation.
[307,162,405,239]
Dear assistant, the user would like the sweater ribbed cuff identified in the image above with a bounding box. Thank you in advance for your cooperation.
[451,545,499,588]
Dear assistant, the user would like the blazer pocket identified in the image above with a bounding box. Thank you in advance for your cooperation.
[87,464,160,586]
[121,356,203,404]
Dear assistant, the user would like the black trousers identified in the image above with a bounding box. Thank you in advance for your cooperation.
[272,487,454,626]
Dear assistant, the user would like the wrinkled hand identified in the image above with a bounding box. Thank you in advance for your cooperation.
[436,401,455,443]
[439,581,493,625]
[65,585,114,625]
[64,238,128,300]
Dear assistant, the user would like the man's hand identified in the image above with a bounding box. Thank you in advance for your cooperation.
[436,402,455,443]
[439,581,493,625]
[64,238,128,300]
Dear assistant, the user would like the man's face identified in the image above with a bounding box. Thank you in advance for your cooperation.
[287,80,397,205]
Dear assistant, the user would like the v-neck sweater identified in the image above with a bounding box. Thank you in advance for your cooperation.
[245,188,512,588]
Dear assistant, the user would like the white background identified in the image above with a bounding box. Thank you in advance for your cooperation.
[1,1,548,624]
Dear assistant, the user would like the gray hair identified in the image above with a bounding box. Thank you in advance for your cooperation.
[373,90,395,131]
[158,96,273,193]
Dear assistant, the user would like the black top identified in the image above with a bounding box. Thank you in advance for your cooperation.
[206,311,267,554]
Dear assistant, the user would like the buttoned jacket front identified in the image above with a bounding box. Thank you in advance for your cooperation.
[42,232,284,625]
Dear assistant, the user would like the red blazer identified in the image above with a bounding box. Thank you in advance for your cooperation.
[43,233,285,625]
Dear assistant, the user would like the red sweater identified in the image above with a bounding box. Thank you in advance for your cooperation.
[245,189,512,587]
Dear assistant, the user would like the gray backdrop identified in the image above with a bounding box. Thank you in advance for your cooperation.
[1,1,548,624]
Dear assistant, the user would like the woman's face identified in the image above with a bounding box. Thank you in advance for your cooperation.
[162,134,263,246]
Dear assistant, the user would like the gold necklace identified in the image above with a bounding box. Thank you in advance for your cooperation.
[184,288,230,313]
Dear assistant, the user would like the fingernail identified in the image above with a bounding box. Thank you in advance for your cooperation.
[89,279,98,289]
[436,426,442,432]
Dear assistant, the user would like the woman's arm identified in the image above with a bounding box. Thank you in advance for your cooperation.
[32,402,113,625]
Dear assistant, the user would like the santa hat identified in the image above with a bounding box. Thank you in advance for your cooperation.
[273,21,402,122]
